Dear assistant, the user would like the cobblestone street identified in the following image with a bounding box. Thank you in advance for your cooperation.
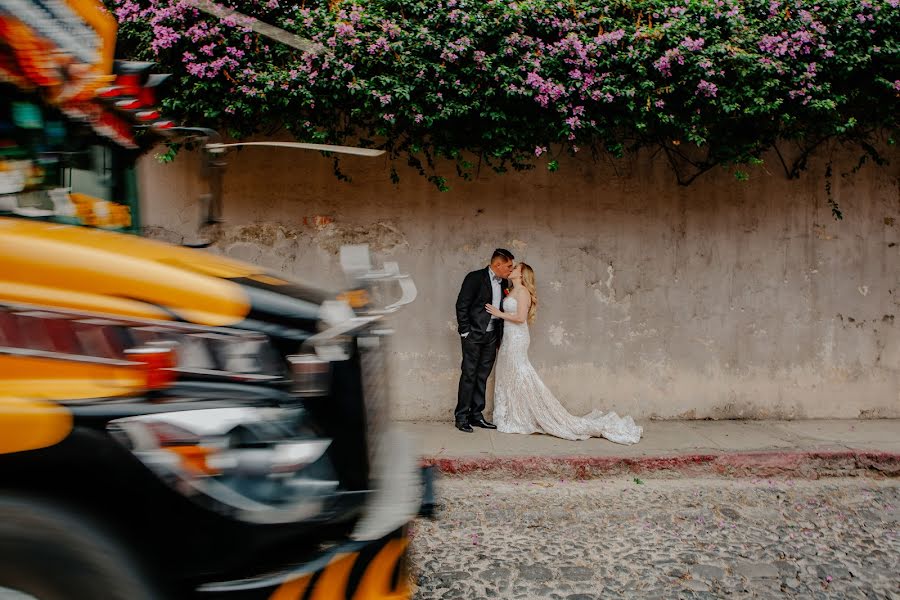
[410,477,899,599]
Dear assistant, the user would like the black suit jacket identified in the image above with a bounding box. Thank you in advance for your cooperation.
[456,268,509,341]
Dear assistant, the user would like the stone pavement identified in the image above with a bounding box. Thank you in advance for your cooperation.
[406,420,899,599]
[409,477,900,599]
[401,419,900,479]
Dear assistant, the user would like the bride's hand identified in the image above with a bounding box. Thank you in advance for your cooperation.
[485,304,503,317]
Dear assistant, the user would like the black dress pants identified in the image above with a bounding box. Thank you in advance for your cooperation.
[455,330,499,424]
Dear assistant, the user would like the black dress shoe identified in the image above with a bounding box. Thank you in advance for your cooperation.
[470,418,497,430]
[455,422,474,433]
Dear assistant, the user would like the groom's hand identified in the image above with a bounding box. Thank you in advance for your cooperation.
[456,271,480,337]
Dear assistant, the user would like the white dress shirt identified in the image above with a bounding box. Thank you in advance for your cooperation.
[485,266,502,332]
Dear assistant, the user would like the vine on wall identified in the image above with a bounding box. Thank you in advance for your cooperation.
[110,0,900,195]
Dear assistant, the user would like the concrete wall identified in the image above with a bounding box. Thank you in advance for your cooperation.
[138,145,900,421]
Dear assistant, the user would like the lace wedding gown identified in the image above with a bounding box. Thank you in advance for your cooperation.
[492,298,643,444]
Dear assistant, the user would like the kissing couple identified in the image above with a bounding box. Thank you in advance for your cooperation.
[454,248,643,445]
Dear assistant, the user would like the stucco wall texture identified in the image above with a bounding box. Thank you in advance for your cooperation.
[138,146,900,421]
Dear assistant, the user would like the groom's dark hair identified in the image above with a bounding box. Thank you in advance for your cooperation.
[491,248,515,262]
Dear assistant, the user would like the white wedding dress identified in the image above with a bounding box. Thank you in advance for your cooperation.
[492,297,643,444]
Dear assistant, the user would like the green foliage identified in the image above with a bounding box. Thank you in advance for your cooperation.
[109,0,900,189]
[154,145,178,164]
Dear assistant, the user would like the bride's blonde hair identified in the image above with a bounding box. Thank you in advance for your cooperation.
[518,263,538,324]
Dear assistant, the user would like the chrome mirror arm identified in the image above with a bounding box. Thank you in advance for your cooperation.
[339,247,417,313]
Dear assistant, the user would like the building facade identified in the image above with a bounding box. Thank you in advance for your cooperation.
[139,145,900,421]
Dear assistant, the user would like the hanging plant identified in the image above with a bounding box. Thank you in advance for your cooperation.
[108,0,900,190]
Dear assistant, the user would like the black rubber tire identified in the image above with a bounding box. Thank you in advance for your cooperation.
[0,495,163,600]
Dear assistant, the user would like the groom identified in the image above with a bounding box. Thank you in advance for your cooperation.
[454,248,515,433]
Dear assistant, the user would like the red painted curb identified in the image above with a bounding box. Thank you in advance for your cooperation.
[422,450,900,479]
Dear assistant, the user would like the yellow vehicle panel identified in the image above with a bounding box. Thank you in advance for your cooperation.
[0,218,255,326]
[1,282,173,321]
[269,538,411,600]
[0,354,146,400]
[0,396,72,454]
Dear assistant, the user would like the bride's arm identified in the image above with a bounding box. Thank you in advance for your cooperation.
[485,292,530,324]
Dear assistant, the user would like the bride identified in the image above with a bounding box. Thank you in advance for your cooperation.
[485,263,643,445]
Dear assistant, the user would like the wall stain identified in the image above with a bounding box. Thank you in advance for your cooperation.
[218,223,300,246]
[593,263,617,305]
[141,225,185,244]
[548,323,568,346]
[859,407,890,418]
[314,220,408,255]
[813,224,835,240]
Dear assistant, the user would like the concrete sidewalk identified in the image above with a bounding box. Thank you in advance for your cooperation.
[400,419,900,479]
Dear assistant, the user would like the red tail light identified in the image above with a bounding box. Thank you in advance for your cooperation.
[96,86,123,98]
[125,345,177,390]
[116,73,141,96]
[138,87,156,106]
[135,109,160,121]
[115,98,142,110]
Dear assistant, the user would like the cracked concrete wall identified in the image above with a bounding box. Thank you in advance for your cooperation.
[138,146,900,421]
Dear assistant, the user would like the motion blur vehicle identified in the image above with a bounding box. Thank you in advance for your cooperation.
[0,224,425,599]
[0,0,429,598]
[0,219,423,599]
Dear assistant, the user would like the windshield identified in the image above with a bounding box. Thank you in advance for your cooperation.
[1,90,138,232]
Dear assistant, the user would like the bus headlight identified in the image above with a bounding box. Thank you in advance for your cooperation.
[108,407,339,524]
